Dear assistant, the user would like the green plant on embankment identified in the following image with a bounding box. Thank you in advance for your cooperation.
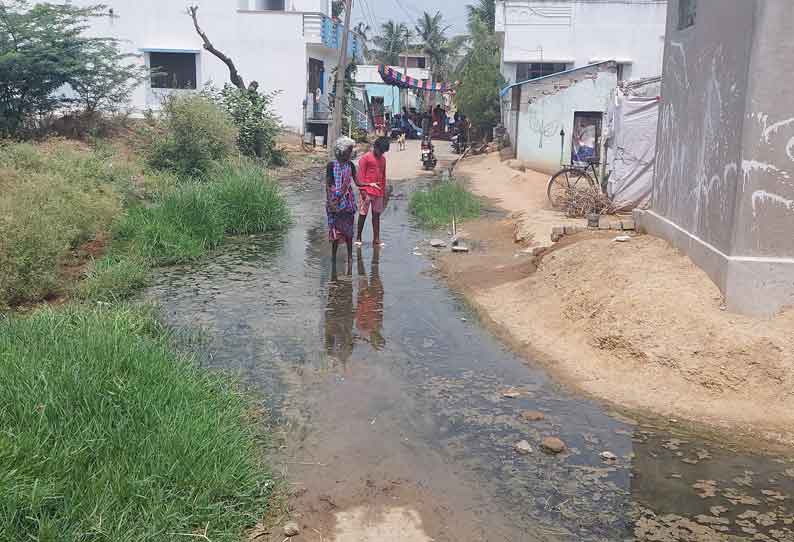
[409,181,482,228]
[0,304,274,541]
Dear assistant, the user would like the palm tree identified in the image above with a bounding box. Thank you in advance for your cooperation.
[466,0,496,32]
[354,21,372,61]
[372,20,413,66]
[415,11,462,81]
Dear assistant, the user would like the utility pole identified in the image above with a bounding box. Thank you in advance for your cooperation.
[328,0,353,158]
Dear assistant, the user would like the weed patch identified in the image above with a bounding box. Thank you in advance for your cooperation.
[409,181,481,228]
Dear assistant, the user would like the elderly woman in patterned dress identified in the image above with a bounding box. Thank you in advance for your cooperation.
[326,136,361,274]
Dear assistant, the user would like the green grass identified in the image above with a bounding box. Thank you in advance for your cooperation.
[75,253,150,302]
[113,163,290,266]
[409,181,481,227]
[208,161,291,235]
[0,304,274,542]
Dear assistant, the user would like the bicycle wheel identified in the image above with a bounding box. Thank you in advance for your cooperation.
[547,168,595,209]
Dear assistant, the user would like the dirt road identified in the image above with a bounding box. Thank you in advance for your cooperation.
[448,152,794,449]
[146,144,794,541]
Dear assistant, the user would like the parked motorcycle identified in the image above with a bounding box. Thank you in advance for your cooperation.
[421,138,437,170]
[450,132,468,154]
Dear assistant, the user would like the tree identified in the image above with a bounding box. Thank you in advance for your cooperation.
[188,5,246,89]
[453,14,504,135]
[466,0,496,32]
[353,21,371,61]
[70,39,146,114]
[0,1,142,137]
[332,0,345,19]
[414,11,457,81]
[371,21,413,66]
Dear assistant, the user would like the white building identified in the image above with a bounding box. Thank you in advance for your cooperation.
[495,0,667,84]
[495,0,666,169]
[70,0,361,133]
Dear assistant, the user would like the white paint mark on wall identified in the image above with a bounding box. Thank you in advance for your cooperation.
[742,160,791,191]
[751,190,794,217]
[762,116,794,143]
[786,137,794,162]
[669,41,690,90]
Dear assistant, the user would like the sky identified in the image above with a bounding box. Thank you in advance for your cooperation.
[352,0,471,36]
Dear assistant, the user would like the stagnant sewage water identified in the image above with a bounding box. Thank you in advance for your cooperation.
[148,174,794,542]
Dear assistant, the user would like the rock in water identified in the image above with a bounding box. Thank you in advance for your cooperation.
[521,410,545,422]
[452,244,470,253]
[600,451,618,462]
[541,437,566,454]
[430,239,447,248]
[283,521,300,537]
[514,440,533,455]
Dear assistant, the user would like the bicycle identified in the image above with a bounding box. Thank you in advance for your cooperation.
[546,159,603,209]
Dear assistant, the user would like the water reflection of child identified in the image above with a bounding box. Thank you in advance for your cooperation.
[324,271,354,365]
[356,246,385,350]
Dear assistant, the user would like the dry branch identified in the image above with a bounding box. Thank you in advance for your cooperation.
[187,5,246,89]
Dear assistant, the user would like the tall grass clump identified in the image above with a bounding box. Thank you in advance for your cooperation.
[75,252,150,302]
[113,184,226,265]
[409,181,481,227]
[208,161,290,234]
[0,304,274,541]
[145,94,238,179]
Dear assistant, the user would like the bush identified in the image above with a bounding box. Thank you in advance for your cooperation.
[0,304,274,541]
[409,181,481,227]
[0,142,126,306]
[209,161,291,235]
[206,85,285,165]
[146,94,238,179]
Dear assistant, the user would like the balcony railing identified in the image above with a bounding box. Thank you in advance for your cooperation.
[304,13,361,60]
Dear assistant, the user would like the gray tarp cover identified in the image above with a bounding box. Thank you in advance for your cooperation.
[605,90,660,211]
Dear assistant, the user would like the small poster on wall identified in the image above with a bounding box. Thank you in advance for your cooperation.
[571,112,603,163]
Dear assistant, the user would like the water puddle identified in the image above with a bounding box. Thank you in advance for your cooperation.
[147,178,794,541]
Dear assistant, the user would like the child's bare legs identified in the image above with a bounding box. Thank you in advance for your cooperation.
[356,213,367,244]
[345,238,353,275]
[372,212,381,246]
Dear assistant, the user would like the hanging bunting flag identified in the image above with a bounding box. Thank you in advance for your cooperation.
[377,65,459,94]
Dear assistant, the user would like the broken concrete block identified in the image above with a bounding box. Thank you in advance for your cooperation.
[452,244,470,253]
[430,239,447,248]
[621,219,635,231]
[551,226,564,242]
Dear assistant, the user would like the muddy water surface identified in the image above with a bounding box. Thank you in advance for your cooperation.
[148,176,794,542]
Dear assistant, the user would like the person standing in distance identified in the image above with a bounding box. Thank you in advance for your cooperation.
[356,137,390,247]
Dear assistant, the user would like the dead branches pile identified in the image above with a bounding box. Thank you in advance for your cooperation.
[560,185,614,218]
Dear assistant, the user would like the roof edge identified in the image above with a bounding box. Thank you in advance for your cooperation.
[499,60,616,97]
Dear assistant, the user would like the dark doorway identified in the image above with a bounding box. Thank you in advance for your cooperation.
[571,112,603,163]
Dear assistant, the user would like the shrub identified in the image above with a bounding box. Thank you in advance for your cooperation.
[209,161,290,235]
[0,1,144,138]
[206,84,285,165]
[146,94,237,179]
[0,142,126,306]
[409,181,481,227]
[0,304,274,541]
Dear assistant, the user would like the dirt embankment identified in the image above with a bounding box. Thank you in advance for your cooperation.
[441,152,794,448]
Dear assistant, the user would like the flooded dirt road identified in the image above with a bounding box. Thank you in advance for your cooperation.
[148,172,794,541]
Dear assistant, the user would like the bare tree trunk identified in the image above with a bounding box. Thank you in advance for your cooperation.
[187,6,246,90]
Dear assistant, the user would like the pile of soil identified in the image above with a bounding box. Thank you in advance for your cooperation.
[446,232,794,447]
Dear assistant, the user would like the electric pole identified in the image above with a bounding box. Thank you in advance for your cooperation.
[328,0,353,158]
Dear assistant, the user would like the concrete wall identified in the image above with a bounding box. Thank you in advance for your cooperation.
[73,0,338,131]
[495,0,667,84]
[637,0,794,316]
[514,63,617,174]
